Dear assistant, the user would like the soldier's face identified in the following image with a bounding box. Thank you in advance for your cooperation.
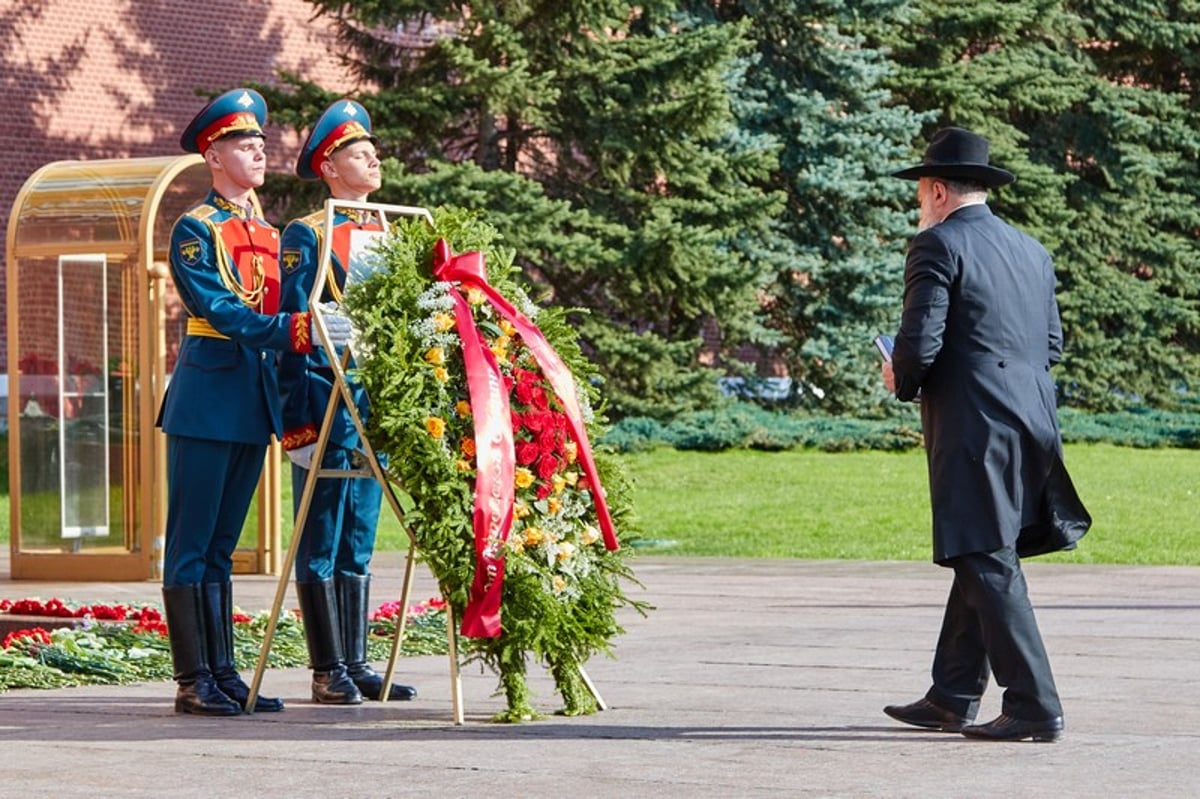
[209,136,267,190]
[325,140,382,196]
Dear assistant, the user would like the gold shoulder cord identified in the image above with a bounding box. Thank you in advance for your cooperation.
[306,218,345,306]
[323,209,387,305]
[201,217,265,309]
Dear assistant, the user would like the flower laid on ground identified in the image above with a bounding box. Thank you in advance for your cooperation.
[0,596,449,692]
[346,208,645,722]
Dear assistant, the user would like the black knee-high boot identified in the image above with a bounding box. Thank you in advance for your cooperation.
[201,581,284,713]
[336,574,417,701]
[296,580,363,704]
[162,584,241,716]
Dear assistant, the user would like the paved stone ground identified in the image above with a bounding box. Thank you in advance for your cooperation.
[1,554,1198,797]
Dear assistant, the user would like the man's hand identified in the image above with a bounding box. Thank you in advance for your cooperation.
[881,360,896,394]
[286,443,316,470]
[312,311,353,348]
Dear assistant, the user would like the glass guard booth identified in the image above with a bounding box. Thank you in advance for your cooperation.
[6,155,282,580]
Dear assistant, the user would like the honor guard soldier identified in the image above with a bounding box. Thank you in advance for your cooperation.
[159,88,352,716]
[278,99,417,704]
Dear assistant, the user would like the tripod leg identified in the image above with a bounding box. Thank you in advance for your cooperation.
[577,666,607,711]
[447,603,464,725]
[379,545,418,703]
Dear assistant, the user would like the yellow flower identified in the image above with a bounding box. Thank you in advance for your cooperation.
[456,459,472,472]
[424,416,446,438]
[552,575,566,593]
[508,537,525,553]
[433,366,449,383]
[581,525,599,546]
[563,471,579,487]
[513,499,531,519]
[499,319,517,337]
[524,526,544,546]
[552,475,567,496]
[556,541,575,562]
[433,312,455,332]
[514,467,534,489]
[490,342,508,360]
[562,440,578,464]
[424,347,445,365]
[455,400,472,418]
[466,287,486,306]
[546,497,562,515]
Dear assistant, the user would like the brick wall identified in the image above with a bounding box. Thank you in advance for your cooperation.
[1,0,359,365]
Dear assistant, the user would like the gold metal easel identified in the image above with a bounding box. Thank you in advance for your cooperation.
[246,200,464,722]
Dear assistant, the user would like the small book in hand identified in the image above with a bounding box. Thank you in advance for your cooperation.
[873,334,894,362]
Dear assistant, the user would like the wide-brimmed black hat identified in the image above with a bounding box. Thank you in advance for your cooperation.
[892,127,1015,188]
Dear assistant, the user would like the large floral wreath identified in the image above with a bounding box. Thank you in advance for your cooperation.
[344,208,644,721]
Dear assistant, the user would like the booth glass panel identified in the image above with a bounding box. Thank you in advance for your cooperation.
[13,252,140,554]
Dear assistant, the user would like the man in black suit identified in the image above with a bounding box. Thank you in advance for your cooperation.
[880,127,1091,742]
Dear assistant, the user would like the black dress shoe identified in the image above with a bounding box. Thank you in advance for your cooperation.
[961,714,1063,742]
[884,698,972,732]
[216,672,285,713]
[349,665,417,701]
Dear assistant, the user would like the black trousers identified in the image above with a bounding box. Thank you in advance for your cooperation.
[925,547,1062,722]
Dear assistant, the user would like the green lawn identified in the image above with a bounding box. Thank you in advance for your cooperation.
[5,443,1198,565]
[618,443,1200,565]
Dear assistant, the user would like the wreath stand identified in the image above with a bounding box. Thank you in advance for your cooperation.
[245,199,608,721]
[246,200,466,722]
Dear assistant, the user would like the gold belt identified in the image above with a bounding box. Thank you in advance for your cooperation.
[186,317,230,339]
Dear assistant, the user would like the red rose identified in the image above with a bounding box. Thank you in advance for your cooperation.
[537,453,560,480]
[515,380,536,405]
[536,482,553,500]
[516,441,540,465]
[530,385,549,410]
[537,427,558,454]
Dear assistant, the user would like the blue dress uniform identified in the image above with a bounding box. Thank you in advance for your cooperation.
[158,89,311,716]
[278,99,415,703]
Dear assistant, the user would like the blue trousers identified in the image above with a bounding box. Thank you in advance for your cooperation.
[291,446,382,582]
[163,435,266,586]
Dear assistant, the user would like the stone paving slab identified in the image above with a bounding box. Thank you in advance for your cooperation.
[1,555,1198,797]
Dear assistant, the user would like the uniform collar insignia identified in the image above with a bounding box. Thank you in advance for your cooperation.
[212,193,249,219]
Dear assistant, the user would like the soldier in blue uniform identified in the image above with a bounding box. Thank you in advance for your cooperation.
[279,99,417,704]
[159,88,351,716]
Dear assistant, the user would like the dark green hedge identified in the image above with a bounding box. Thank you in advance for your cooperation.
[602,402,1200,453]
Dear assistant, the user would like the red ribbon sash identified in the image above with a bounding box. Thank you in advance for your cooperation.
[432,240,619,637]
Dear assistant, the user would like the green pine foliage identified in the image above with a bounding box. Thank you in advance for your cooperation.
[680,1,930,414]
[878,0,1200,410]
[261,1,780,420]
[250,0,1200,420]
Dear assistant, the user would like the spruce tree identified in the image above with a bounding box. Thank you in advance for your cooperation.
[260,1,780,418]
[681,0,928,414]
[879,0,1200,409]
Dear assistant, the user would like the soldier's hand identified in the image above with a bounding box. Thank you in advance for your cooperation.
[313,311,353,348]
[285,443,316,470]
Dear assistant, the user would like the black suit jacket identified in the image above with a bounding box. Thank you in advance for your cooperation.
[891,204,1090,561]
